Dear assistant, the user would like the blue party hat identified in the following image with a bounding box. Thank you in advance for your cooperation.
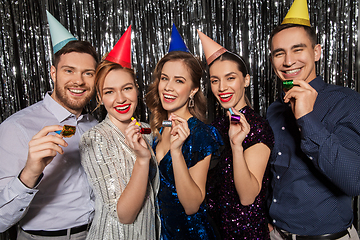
[168,24,189,53]
[46,10,77,53]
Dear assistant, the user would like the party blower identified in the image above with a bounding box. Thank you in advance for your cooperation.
[55,125,76,137]
[229,108,241,123]
[131,117,151,134]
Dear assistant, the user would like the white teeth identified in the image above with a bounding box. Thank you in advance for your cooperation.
[164,94,176,99]
[220,94,233,98]
[286,69,300,74]
[69,89,85,93]
[115,105,130,111]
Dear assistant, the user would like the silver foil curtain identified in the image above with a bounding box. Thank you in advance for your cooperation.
[0,0,359,239]
[0,0,358,122]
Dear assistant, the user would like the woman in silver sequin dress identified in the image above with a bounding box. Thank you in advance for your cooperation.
[79,57,160,240]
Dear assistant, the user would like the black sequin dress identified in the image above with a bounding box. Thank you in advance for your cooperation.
[207,106,274,240]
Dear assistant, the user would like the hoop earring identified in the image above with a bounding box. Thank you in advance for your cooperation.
[188,95,195,108]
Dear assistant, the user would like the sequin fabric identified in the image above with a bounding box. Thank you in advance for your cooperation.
[80,115,160,240]
[207,106,274,240]
[153,117,223,240]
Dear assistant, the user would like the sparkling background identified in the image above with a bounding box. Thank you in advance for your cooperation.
[0,0,359,238]
[0,0,358,123]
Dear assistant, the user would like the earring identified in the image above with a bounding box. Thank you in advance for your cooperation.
[188,95,195,108]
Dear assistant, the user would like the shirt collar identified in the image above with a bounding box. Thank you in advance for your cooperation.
[308,76,326,93]
[43,92,83,123]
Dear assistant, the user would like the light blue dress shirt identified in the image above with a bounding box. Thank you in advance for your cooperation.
[0,93,97,232]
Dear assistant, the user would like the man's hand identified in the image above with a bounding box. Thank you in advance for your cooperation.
[20,125,68,188]
[283,79,318,119]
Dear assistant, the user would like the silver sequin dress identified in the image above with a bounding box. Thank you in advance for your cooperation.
[80,115,160,240]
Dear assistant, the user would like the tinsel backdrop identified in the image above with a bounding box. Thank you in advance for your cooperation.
[0,0,359,238]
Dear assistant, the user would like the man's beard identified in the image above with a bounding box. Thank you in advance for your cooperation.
[53,81,95,113]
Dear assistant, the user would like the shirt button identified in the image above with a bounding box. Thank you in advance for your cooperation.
[27,192,33,195]
[20,208,24,212]
[273,199,277,203]
[277,175,280,179]
[281,127,285,130]
[299,127,301,132]
[309,156,313,160]
[273,219,277,223]
[278,152,282,156]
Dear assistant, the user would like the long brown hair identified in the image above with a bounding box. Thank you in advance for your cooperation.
[94,59,136,110]
[146,51,206,140]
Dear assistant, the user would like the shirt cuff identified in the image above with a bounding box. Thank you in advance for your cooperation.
[297,111,327,143]
[17,171,43,190]
[10,176,39,201]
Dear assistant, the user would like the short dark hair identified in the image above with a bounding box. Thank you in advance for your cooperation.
[268,24,317,50]
[53,40,98,68]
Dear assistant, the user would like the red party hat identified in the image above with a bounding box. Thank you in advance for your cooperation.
[105,25,132,68]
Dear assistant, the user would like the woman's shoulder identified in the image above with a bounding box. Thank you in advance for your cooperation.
[189,117,223,145]
[189,117,216,132]
[82,120,107,137]
[80,118,116,146]
[242,107,274,149]
[242,107,271,130]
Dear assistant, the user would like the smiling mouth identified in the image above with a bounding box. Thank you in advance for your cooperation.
[163,94,176,102]
[115,104,131,113]
[69,89,85,94]
[219,93,233,102]
[283,68,301,75]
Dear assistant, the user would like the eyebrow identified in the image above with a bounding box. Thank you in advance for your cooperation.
[61,65,75,69]
[210,72,238,79]
[102,87,114,91]
[161,73,186,81]
[61,65,95,72]
[272,43,308,55]
[102,82,134,91]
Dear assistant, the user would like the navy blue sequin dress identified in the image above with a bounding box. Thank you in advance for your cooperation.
[207,106,274,240]
[153,117,223,240]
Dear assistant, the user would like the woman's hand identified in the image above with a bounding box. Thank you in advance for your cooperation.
[168,113,190,152]
[124,119,151,161]
[228,108,250,148]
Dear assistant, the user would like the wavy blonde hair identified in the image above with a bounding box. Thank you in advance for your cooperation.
[146,51,206,140]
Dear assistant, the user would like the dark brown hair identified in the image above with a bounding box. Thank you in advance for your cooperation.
[209,51,252,107]
[268,24,317,51]
[146,51,206,140]
[53,40,99,68]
